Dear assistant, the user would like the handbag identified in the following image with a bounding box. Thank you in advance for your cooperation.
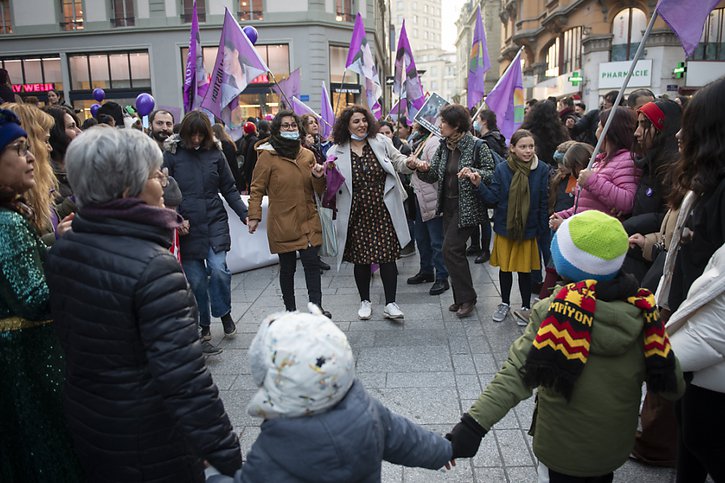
[315,194,338,258]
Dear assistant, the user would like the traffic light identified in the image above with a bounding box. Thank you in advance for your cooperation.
[673,62,686,79]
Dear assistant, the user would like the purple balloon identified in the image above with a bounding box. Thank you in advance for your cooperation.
[90,104,101,117]
[243,26,258,45]
[135,93,155,117]
[92,88,105,102]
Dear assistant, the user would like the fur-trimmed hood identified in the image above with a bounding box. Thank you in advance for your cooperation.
[162,133,223,154]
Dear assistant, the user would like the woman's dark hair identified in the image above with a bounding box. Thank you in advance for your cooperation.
[96,101,124,127]
[439,104,471,133]
[598,107,636,155]
[45,107,72,163]
[378,120,395,134]
[81,117,98,130]
[97,114,115,126]
[257,120,271,139]
[0,68,9,84]
[521,100,569,164]
[634,99,681,191]
[270,110,301,136]
[331,105,377,144]
[668,76,725,206]
[179,110,216,150]
[477,110,499,132]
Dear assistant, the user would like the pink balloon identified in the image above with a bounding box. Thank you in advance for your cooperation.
[243,26,258,45]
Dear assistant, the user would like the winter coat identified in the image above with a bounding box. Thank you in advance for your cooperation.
[45,212,242,482]
[667,243,725,393]
[327,134,413,270]
[475,156,550,254]
[570,109,599,147]
[417,132,495,227]
[220,139,243,192]
[162,135,248,259]
[410,135,442,222]
[556,149,640,220]
[231,381,452,483]
[640,207,679,262]
[248,143,326,254]
[481,129,507,158]
[468,284,684,478]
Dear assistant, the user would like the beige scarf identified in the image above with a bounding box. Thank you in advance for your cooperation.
[445,130,465,151]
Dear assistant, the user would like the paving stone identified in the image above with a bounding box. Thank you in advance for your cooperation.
[387,371,456,388]
[373,329,449,347]
[495,429,536,467]
[403,459,473,482]
[356,372,387,389]
[367,387,460,424]
[356,345,452,372]
[505,465,538,482]
[472,467,507,481]
[451,354,477,375]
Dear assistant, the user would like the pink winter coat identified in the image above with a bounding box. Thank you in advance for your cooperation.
[557,148,640,219]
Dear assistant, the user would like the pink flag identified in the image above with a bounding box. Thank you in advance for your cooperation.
[657,0,720,57]
[272,67,301,108]
[345,13,383,119]
[201,8,268,127]
[320,81,335,140]
[182,0,208,113]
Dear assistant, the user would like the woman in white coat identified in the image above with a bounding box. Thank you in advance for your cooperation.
[666,243,725,482]
[328,105,413,320]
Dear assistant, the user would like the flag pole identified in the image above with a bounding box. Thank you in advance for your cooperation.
[268,70,294,111]
[472,46,524,122]
[333,70,349,116]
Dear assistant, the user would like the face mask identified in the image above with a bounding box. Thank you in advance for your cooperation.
[350,132,368,141]
[473,120,481,132]
[553,150,565,164]
[280,131,300,140]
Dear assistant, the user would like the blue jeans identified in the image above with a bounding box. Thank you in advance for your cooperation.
[414,198,448,280]
[182,247,232,327]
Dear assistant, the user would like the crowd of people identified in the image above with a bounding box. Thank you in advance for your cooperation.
[0,69,723,482]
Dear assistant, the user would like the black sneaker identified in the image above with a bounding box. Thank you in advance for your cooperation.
[407,272,435,284]
[474,251,490,264]
[319,259,331,271]
[200,326,211,342]
[221,313,236,337]
[201,340,223,356]
[429,279,450,295]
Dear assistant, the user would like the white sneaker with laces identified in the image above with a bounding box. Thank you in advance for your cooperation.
[358,300,372,320]
[383,302,404,320]
[492,303,510,323]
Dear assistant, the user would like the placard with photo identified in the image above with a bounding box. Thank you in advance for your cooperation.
[413,93,450,137]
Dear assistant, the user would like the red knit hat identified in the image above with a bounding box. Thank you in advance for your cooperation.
[243,121,257,134]
[637,102,665,131]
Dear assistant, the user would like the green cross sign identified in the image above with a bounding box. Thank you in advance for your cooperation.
[568,71,583,86]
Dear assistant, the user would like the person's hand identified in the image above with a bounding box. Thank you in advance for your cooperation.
[248,219,259,234]
[178,219,190,236]
[549,213,563,231]
[405,156,418,170]
[458,168,481,187]
[577,168,593,187]
[629,233,645,249]
[312,163,325,178]
[445,413,487,459]
[305,134,315,146]
[444,459,457,470]
[56,212,75,238]
[415,160,431,172]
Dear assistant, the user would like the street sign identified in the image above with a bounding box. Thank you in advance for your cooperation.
[666,84,679,92]
[568,71,583,87]
[299,94,310,102]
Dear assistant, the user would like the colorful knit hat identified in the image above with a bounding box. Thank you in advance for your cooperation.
[247,303,355,419]
[551,210,629,282]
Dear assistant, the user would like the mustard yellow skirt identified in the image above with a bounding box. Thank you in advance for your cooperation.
[490,234,540,273]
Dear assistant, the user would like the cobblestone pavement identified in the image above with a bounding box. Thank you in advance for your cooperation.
[204,253,678,482]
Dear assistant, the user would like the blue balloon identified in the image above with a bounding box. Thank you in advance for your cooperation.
[243,26,258,45]
[135,93,155,117]
[92,88,105,102]
[90,103,101,117]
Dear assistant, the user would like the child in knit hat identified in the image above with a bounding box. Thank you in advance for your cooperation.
[206,304,452,482]
[445,210,684,482]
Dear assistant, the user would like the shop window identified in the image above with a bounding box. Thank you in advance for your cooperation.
[111,0,135,27]
[0,0,11,34]
[60,0,84,31]
[545,40,559,77]
[562,27,582,73]
[693,8,725,60]
[329,44,359,114]
[68,51,149,91]
[89,55,110,89]
[129,51,151,87]
[0,56,65,97]
[335,0,354,23]
[238,0,263,21]
[611,7,646,61]
[181,0,205,22]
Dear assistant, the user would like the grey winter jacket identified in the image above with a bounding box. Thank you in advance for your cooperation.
[162,135,248,259]
[208,381,452,483]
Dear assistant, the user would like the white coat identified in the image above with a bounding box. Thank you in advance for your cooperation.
[328,134,413,270]
[666,243,725,393]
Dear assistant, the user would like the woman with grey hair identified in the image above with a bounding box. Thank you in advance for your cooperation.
[45,127,242,482]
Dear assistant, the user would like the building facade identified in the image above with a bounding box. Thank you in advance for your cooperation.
[0,0,391,125]
[389,0,442,52]
[497,0,725,111]
[414,47,457,101]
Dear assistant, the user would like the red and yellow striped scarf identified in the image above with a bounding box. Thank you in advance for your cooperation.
[523,280,677,400]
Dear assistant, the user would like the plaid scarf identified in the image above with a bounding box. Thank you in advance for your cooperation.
[523,280,677,401]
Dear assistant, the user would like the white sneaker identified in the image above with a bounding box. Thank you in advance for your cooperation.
[358,300,372,320]
[492,303,510,323]
[383,302,404,320]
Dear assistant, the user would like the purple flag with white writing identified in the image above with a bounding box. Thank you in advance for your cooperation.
[201,8,268,127]
[467,6,491,110]
[272,67,301,109]
[183,0,209,113]
[484,48,524,140]
[345,13,383,118]
[321,81,335,140]
[393,21,425,119]
[657,0,720,57]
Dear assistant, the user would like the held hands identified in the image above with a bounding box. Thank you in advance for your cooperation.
[458,167,481,187]
[311,163,325,178]
[577,168,593,187]
[549,213,563,231]
[248,219,259,234]
[406,157,430,172]
[445,413,487,461]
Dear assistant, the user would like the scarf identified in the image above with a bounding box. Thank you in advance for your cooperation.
[81,198,183,231]
[269,133,301,160]
[505,153,532,241]
[444,130,465,151]
[523,278,678,401]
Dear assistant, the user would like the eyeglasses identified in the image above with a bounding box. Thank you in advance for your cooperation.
[8,141,30,158]
[151,170,169,188]
[281,123,298,130]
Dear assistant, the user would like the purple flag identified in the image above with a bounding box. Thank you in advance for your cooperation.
[467,6,491,109]
[657,0,720,57]
[393,21,425,118]
[388,98,410,123]
[201,8,269,127]
[320,81,335,140]
[291,96,319,118]
[484,48,524,140]
[345,13,383,119]
[272,67,301,108]
[183,0,209,113]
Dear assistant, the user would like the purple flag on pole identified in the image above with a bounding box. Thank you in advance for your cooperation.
[321,81,335,140]
[291,96,319,118]
[484,48,524,140]
[183,0,209,113]
[201,8,269,127]
[467,6,491,110]
[393,21,425,119]
[657,0,720,57]
[272,67,301,108]
[345,13,383,119]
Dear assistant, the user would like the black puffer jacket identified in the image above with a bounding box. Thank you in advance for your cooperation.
[45,212,242,483]
[163,135,248,259]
